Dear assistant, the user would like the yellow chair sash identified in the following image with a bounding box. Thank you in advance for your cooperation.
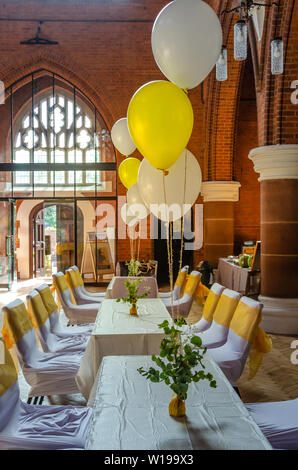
[183,274,201,297]
[195,283,210,306]
[201,290,220,322]
[1,302,33,349]
[73,268,84,287]
[53,274,77,305]
[39,286,58,316]
[53,274,69,293]
[213,295,240,328]
[248,327,272,380]
[229,302,261,343]
[66,270,81,289]
[0,337,18,396]
[27,294,49,328]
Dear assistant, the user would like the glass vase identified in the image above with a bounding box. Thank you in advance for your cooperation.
[130,302,138,316]
[169,395,186,417]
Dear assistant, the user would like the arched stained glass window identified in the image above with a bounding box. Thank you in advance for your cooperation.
[13,89,113,191]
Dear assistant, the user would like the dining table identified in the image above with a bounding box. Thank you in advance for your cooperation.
[84,355,272,450]
[75,298,172,400]
[217,257,260,295]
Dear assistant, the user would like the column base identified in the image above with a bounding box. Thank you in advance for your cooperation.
[259,295,298,334]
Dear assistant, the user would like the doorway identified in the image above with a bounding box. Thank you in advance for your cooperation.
[0,200,16,289]
[30,202,83,280]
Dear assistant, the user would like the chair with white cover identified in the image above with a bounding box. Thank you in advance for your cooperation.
[0,335,92,450]
[245,399,298,450]
[26,290,88,353]
[110,276,158,299]
[1,299,83,398]
[162,271,201,319]
[68,265,106,301]
[65,267,105,305]
[159,265,189,300]
[53,272,98,325]
[191,288,241,349]
[183,282,225,334]
[35,283,93,336]
[207,296,263,386]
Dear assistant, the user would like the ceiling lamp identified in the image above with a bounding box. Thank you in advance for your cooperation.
[217,1,283,81]
[216,45,228,81]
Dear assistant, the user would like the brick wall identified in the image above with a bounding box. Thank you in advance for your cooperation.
[0,0,296,268]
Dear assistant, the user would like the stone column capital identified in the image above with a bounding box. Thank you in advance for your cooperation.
[249,144,298,181]
[200,181,241,202]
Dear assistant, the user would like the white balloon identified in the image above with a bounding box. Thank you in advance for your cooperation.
[121,203,137,227]
[138,149,202,223]
[111,117,136,155]
[151,0,222,90]
[127,183,150,220]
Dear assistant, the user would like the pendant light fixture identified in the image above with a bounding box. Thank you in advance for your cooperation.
[216,46,228,81]
[217,1,283,81]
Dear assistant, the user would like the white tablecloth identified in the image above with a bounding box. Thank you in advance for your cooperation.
[76,299,172,399]
[85,355,272,450]
[217,258,250,293]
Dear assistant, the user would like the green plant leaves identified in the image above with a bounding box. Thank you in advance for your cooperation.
[116,278,150,306]
[137,316,217,399]
[190,335,202,347]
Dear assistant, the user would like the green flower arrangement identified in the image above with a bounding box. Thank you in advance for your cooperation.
[126,258,142,277]
[138,317,217,416]
[116,278,150,316]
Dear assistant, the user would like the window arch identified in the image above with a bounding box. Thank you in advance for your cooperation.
[14,87,113,190]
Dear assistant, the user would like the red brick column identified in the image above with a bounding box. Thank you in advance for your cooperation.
[249,145,298,334]
[201,181,241,268]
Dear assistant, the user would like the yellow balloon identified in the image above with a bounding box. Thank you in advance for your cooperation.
[118,157,141,189]
[127,80,194,170]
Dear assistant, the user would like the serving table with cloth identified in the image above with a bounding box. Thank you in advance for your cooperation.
[217,258,260,295]
[76,298,172,400]
[84,355,272,450]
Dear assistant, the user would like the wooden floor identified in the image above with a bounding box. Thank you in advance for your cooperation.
[188,300,298,403]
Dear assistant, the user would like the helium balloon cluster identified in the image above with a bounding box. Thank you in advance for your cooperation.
[110,0,222,226]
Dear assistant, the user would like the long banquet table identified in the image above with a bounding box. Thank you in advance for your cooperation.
[75,298,172,400]
[84,355,272,450]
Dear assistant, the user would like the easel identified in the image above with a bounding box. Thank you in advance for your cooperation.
[80,232,114,282]
[80,234,97,282]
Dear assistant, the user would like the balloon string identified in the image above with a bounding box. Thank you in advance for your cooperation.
[137,226,140,261]
[163,173,174,319]
[177,151,187,318]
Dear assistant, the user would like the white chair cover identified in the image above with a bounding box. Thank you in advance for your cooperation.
[69,265,106,301]
[194,289,241,349]
[206,296,263,386]
[35,284,93,337]
[180,282,225,335]
[2,299,83,397]
[26,290,88,354]
[159,265,189,299]
[65,267,104,305]
[53,272,99,325]
[245,399,298,450]
[0,336,92,450]
[110,276,158,299]
[162,271,201,319]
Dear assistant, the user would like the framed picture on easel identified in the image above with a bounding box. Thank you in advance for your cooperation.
[80,232,114,281]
